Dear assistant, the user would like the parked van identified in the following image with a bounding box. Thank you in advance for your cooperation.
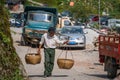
[108,19,120,28]
[107,19,116,28]
[115,19,120,27]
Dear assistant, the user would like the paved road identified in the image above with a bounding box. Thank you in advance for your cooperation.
[11,27,110,80]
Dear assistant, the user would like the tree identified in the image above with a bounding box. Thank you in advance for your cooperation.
[0,1,29,80]
[56,0,120,19]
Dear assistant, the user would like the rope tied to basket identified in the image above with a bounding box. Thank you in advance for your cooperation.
[25,44,41,65]
[57,47,74,69]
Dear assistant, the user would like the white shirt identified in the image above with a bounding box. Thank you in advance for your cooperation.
[39,33,64,48]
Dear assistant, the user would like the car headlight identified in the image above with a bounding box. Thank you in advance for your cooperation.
[59,36,65,40]
[59,36,68,40]
[77,36,85,41]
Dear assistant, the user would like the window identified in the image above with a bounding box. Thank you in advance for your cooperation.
[64,20,71,26]
[28,12,52,22]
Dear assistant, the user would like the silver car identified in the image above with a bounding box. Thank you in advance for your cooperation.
[57,26,86,48]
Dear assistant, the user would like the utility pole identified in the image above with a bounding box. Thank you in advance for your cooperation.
[99,0,100,29]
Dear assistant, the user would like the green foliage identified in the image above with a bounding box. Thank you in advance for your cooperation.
[0,32,10,44]
[0,4,28,80]
[26,0,120,19]
[89,22,99,29]
[0,0,4,6]
[115,27,120,34]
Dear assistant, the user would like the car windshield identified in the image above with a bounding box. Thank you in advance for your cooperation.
[64,20,71,26]
[28,12,52,22]
[61,27,84,34]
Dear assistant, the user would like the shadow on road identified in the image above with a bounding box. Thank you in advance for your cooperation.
[94,63,103,66]
[57,47,85,50]
[16,41,39,48]
[28,75,68,77]
[85,73,108,79]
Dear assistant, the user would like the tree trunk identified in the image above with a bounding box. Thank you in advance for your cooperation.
[0,4,29,80]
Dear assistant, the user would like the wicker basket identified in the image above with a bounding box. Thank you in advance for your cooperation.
[25,53,41,64]
[57,58,74,69]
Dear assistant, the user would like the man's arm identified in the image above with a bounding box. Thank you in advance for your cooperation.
[37,35,44,54]
[54,35,69,44]
[37,44,42,55]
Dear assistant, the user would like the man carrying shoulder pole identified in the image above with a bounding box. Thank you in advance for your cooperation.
[37,27,69,78]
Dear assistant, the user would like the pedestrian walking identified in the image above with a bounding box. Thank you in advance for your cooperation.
[37,27,68,78]
[92,36,99,51]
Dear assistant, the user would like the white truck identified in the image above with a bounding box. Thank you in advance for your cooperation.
[57,16,73,28]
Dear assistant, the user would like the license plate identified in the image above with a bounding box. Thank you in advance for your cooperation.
[68,41,76,45]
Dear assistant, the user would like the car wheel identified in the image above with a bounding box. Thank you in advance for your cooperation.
[82,46,86,49]
[106,58,117,79]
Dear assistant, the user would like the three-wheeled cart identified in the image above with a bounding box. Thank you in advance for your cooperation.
[98,34,120,78]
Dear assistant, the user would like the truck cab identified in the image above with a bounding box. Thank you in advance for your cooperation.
[57,16,73,28]
[21,6,58,45]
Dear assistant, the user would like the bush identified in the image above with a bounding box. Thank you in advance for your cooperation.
[116,27,120,34]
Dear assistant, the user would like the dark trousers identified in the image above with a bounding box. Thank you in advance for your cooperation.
[44,48,55,76]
